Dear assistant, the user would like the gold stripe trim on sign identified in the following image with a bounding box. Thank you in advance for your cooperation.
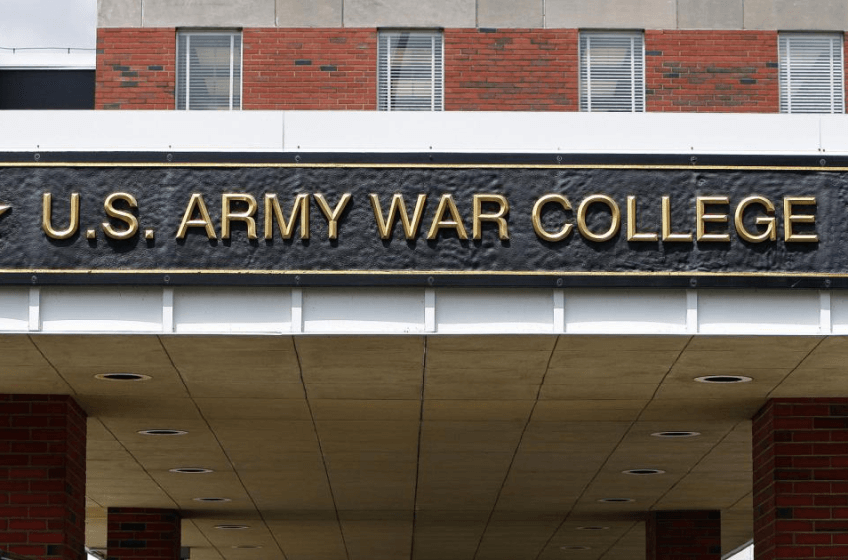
[5,269,848,278]
[2,162,848,172]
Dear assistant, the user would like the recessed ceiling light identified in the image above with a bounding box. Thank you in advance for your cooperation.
[598,498,635,503]
[215,525,250,530]
[94,373,151,381]
[651,431,701,438]
[169,467,214,474]
[576,526,609,531]
[231,545,263,549]
[193,497,231,503]
[694,375,752,384]
[138,429,188,436]
[622,468,666,475]
[560,546,591,551]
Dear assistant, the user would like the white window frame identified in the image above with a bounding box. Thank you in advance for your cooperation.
[176,30,242,111]
[779,32,845,114]
[579,31,645,112]
[378,30,444,111]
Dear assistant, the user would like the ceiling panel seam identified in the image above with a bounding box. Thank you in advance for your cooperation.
[764,335,829,399]
[471,335,560,560]
[597,521,644,560]
[28,333,76,395]
[292,337,352,560]
[90,416,179,510]
[532,335,695,560]
[409,336,427,559]
[155,335,291,560]
[648,418,749,509]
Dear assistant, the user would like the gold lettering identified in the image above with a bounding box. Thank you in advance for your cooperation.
[370,193,427,240]
[784,196,818,243]
[42,193,79,240]
[176,193,216,240]
[221,193,258,240]
[531,194,572,242]
[427,194,469,240]
[102,192,139,240]
[577,194,620,242]
[696,196,731,242]
[264,194,310,240]
[472,194,509,240]
[661,196,693,242]
[735,196,776,243]
[626,195,658,242]
[314,193,352,240]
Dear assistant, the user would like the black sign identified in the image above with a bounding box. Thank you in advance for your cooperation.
[0,158,845,288]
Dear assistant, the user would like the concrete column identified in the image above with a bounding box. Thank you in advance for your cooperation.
[0,394,86,560]
[107,508,181,560]
[753,399,848,560]
[646,510,722,560]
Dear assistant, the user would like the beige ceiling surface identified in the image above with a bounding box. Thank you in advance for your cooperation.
[2,333,844,560]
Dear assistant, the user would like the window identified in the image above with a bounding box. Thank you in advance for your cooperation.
[579,32,645,112]
[176,31,241,110]
[779,33,844,114]
[378,31,443,111]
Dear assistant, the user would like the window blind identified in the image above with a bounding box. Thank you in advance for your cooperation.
[176,32,242,110]
[378,31,443,111]
[579,32,645,112]
[779,33,844,114]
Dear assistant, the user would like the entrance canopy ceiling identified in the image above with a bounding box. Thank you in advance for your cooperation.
[5,332,847,559]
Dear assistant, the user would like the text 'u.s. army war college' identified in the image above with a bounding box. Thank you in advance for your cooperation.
[39,191,818,244]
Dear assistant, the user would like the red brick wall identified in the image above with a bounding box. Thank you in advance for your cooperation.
[645,30,779,112]
[107,508,181,560]
[444,29,578,111]
[0,394,86,560]
[95,28,843,113]
[646,510,721,560]
[96,28,176,110]
[753,399,848,560]
[242,28,377,110]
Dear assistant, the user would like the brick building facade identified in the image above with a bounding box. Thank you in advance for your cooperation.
[94,27,846,113]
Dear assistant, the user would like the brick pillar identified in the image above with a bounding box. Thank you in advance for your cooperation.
[646,510,722,560]
[0,394,86,560]
[107,508,181,560]
[753,399,848,560]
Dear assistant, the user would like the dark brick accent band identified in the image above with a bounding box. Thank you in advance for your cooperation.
[96,28,176,110]
[242,28,377,110]
[107,508,181,560]
[0,394,87,560]
[646,510,721,560]
[753,399,848,560]
[645,30,779,112]
[445,28,578,111]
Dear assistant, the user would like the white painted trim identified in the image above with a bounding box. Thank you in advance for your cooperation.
[553,290,565,333]
[820,291,832,334]
[162,287,175,333]
[424,288,436,333]
[291,288,303,334]
[27,287,40,332]
[1,111,847,155]
[0,285,833,336]
[686,289,698,334]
